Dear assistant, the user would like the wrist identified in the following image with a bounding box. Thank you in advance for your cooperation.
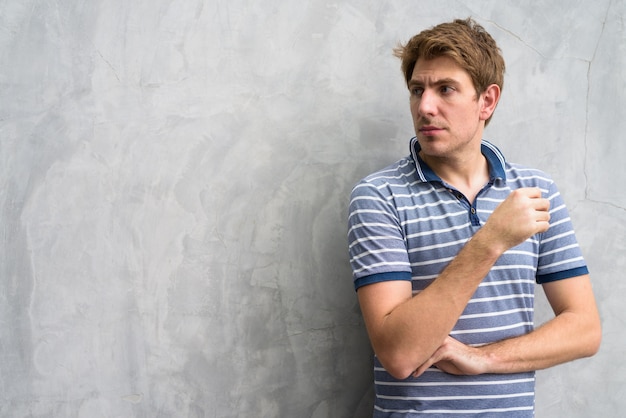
[468,227,506,261]
[476,344,504,374]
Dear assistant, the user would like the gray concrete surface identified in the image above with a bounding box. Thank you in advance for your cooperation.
[1,1,623,416]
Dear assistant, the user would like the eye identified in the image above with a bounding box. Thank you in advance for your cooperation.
[410,86,423,97]
[440,85,455,94]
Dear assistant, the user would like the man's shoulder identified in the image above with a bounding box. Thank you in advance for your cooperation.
[349,156,418,203]
[355,155,416,187]
[504,162,554,188]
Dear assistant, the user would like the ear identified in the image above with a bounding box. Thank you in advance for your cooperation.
[479,84,501,121]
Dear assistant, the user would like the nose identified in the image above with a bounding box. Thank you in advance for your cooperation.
[417,89,437,117]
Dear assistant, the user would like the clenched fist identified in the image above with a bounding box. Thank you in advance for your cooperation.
[481,187,550,254]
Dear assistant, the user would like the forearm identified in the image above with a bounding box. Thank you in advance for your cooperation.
[366,228,503,378]
[480,304,601,374]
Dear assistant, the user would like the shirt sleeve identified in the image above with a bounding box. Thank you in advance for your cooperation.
[347,180,412,290]
[536,180,589,284]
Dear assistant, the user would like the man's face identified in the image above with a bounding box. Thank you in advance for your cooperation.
[409,56,490,160]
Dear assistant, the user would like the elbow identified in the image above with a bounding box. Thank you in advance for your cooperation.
[382,364,415,381]
[575,315,602,359]
[372,336,437,380]
[385,365,415,381]
[584,321,602,357]
[376,352,420,380]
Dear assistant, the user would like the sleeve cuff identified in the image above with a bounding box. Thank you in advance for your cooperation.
[354,271,412,291]
[536,266,589,284]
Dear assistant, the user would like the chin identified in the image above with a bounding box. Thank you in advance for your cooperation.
[418,141,455,159]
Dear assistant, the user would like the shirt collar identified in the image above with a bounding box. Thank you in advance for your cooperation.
[409,137,507,183]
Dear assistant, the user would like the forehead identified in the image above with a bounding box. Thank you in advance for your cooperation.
[410,56,472,85]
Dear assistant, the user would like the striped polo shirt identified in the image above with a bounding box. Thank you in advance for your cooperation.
[347,138,588,416]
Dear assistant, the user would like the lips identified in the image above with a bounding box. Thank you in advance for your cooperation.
[418,125,444,135]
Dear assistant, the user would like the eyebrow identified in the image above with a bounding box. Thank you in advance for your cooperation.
[408,77,460,88]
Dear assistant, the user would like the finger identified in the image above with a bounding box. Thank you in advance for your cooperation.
[517,187,542,198]
[432,360,461,375]
[536,219,550,233]
[412,356,437,378]
[533,197,550,212]
[537,211,550,222]
[534,201,551,227]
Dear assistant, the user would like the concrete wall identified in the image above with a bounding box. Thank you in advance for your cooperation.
[1,1,623,416]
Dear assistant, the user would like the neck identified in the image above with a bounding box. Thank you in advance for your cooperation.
[420,147,490,202]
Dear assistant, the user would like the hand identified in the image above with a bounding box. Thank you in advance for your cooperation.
[481,187,550,253]
[412,336,489,378]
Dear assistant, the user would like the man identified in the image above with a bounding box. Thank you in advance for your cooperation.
[347,18,601,417]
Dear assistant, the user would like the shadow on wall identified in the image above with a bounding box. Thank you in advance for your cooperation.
[353,384,375,418]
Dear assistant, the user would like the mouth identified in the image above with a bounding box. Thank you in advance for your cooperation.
[418,125,444,136]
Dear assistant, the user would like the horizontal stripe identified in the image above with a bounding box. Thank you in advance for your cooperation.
[540,243,580,257]
[374,405,534,415]
[459,307,533,320]
[450,321,533,335]
[538,256,585,270]
[375,376,535,387]
[352,260,411,275]
[377,392,534,401]
[407,238,470,252]
[466,294,534,304]
[350,248,409,262]
[405,222,471,238]
[541,230,575,244]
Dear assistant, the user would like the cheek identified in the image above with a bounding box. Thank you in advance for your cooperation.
[409,100,420,117]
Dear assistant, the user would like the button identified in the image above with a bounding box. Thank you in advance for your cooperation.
[471,208,476,214]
